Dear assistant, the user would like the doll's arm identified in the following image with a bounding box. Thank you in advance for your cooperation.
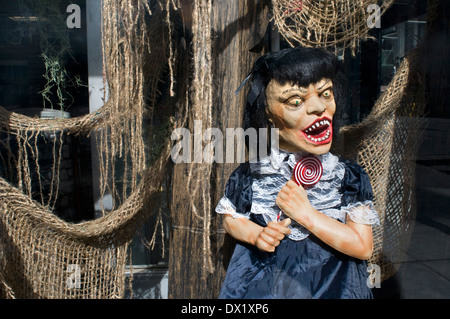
[300,208,373,260]
[222,214,292,252]
[276,181,373,260]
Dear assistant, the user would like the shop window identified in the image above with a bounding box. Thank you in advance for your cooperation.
[380,14,426,91]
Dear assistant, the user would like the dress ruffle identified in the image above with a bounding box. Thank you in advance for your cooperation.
[215,152,379,240]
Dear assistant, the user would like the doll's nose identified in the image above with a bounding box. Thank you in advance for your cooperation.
[306,96,326,115]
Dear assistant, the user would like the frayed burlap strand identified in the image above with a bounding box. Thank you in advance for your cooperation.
[186,0,215,277]
[271,0,394,55]
[0,0,175,298]
[0,0,168,210]
[0,142,171,298]
[339,48,425,282]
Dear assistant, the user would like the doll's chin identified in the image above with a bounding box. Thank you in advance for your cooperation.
[303,140,333,155]
[280,141,332,155]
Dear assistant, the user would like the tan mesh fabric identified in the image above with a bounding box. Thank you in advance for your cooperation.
[339,49,425,281]
[0,145,170,298]
[0,0,173,298]
[271,0,394,55]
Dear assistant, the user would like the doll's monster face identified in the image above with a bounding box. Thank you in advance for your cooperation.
[266,78,336,155]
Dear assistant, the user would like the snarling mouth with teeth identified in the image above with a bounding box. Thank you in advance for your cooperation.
[301,117,333,145]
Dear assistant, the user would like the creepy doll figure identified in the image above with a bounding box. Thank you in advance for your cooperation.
[215,47,380,299]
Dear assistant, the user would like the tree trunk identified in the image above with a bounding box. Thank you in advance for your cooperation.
[168,0,270,299]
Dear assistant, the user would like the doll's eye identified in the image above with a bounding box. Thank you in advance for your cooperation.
[321,89,333,99]
[286,97,303,107]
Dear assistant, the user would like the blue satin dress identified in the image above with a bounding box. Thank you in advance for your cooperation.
[216,156,378,299]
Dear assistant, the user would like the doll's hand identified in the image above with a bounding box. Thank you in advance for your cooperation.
[255,218,291,252]
[276,180,315,228]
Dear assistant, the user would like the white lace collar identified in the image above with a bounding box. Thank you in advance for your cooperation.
[249,148,346,241]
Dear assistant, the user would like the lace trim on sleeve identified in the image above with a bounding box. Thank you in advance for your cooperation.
[342,200,380,225]
[215,196,250,219]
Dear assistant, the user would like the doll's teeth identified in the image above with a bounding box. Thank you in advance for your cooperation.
[306,129,331,142]
[305,120,331,132]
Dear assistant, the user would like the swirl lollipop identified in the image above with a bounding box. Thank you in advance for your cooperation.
[277,155,323,221]
[293,156,323,187]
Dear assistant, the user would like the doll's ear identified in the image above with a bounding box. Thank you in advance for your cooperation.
[265,108,272,121]
[247,74,264,107]
[265,109,275,127]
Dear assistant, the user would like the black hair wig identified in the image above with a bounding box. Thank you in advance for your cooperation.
[242,47,347,134]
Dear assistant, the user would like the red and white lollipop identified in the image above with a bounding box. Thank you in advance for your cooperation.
[277,155,323,221]
[293,155,323,187]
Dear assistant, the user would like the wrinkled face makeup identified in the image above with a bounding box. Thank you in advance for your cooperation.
[266,78,336,155]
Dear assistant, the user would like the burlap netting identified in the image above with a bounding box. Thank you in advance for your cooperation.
[0,0,174,298]
[0,0,424,298]
[0,147,170,298]
[271,0,394,55]
[338,49,425,282]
